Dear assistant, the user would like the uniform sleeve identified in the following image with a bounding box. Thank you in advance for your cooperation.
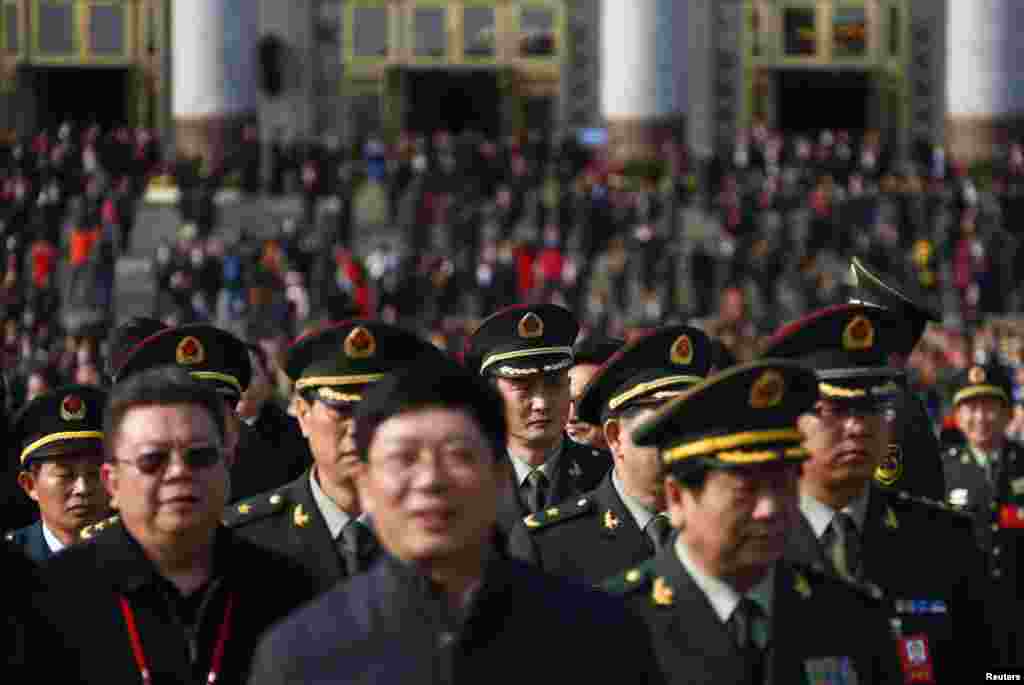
[504,520,540,566]
[247,619,303,685]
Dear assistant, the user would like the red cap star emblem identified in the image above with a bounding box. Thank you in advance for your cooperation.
[842,315,875,351]
[60,394,87,421]
[175,336,205,366]
[669,334,693,365]
[749,371,784,409]
[344,326,377,359]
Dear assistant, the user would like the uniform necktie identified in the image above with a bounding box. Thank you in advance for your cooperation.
[645,514,672,552]
[338,519,372,576]
[827,512,862,582]
[729,597,768,684]
[524,469,549,514]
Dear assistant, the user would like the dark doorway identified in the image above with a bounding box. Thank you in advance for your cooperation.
[404,69,501,138]
[776,69,870,135]
[32,66,131,132]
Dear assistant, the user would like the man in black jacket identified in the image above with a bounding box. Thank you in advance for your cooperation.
[37,368,314,685]
[248,364,664,685]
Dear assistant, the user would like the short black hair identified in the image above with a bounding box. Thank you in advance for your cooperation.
[104,366,226,461]
[354,362,508,462]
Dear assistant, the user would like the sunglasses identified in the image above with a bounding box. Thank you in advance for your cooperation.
[113,446,224,476]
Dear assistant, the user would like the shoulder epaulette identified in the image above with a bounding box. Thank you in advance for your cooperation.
[892,489,953,512]
[601,558,659,597]
[222,490,290,527]
[80,514,120,540]
[522,496,594,532]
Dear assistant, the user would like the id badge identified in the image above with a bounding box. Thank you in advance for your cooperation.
[898,634,936,684]
[804,656,859,685]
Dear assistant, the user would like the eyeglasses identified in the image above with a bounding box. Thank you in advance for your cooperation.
[113,446,223,476]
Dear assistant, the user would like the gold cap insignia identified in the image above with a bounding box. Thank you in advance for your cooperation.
[517,312,544,338]
[60,394,87,421]
[652,577,674,606]
[749,371,785,409]
[604,509,621,530]
[669,334,694,365]
[293,503,310,527]
[344,326,377,359]
[874,444,902,486]
[176,336,205,365]
[968,366,986,384]
[842,315,875,351]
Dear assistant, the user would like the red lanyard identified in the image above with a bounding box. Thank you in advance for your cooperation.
[118,591,236,685]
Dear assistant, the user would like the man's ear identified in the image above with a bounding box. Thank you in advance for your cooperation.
[664,475,686,530]
[17,469,39,502]
[603,418,623,457]
[294,396,313,437]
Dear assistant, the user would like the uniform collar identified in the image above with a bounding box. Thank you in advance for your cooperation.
[799,485,870,540]
[611,468,659,531]
[674,536,774,624]
[41,520,65,554]
[509,439,563,487]
[968,444,1002,469]
[309,468,355,539]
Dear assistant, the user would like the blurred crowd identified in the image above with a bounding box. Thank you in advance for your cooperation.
[10,118,1024,435]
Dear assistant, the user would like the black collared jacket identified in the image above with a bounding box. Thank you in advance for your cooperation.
[35,520,315,685]
[248,547,665,685]
[4,520,54,563]
[506,472,655,584]
[605,547,903,685]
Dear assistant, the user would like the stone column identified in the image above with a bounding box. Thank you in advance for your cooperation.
[172,0,258,167]
[946,0,1024,163]
[600,0,687,160]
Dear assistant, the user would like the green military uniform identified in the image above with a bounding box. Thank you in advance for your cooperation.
[465,305,612,538]
[848,256,946,501]
[763,303,991,682]
[226,321,450,597]
[942,363,1024,663]
[4,386,109,562]
[604,360,903,684]
[506,326,713,585]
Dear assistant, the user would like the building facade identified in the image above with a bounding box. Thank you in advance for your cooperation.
[0,1,1012,163]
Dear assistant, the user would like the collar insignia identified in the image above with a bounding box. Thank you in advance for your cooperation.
[545,507,560,517]
[604,509,621,530]
[842,315,875,351]
[517,312,544,338]
[670,334,694,365]
[293,504,310,527]
[625,568,642,583]
[652,577,674,606]
[60,394,86,421]
[968,366,986,384]
[524,514,540,528]
[948,488,968,507]
[344,326,376,359]
[794,571,813,599]
[749,370,784,409]
[237,503,251,514]
[884,506,899,530]
[269,494,283,505]
[176,336,205,365]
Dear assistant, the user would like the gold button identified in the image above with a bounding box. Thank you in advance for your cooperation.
[993,568,1003,578]
[993,547,1002,556]
[992,523,1000,532]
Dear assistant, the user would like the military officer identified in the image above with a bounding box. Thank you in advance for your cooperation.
[224,321,451,596]
[566,334,623,452]
[603,360,903,684]
[848,256,946,501]
[507,326,713,584]
[762,303,990,681]
[5,386,111,561]
[943,363,1024,663]
[464,304,612,536]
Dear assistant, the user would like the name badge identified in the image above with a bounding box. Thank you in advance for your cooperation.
[894,600,948,616]
[805,656,859,685]
[1012,477,1024,496]
[999,505,1024,529]
[898,634,936,684]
